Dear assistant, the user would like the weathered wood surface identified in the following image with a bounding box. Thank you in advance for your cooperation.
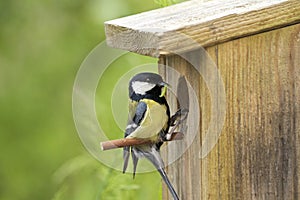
[105,0,300,57]
[160,24,300,200]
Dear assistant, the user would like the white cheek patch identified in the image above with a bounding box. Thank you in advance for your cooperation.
[132,81,156,95]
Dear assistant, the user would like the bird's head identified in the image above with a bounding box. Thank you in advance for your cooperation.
[129,72,169,100]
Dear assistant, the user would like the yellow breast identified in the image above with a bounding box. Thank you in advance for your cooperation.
[127,99,168,141]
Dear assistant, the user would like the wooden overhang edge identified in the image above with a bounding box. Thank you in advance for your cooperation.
[104,0,300,58]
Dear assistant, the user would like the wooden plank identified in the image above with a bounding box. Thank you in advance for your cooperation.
[105,0,300,57]
[158,56,169,200]
[201,47,222,200]
[161,24,300,199]
[159,51,202,200]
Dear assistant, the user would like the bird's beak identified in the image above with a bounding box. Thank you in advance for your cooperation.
[159,81,170,97]
[159,81,170,87]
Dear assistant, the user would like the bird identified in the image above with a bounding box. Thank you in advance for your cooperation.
[122,72,179,200]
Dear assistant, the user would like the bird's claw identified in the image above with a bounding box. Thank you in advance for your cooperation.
[165,108,189,141]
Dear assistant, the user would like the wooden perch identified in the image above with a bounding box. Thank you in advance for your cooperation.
[100,132,184,151]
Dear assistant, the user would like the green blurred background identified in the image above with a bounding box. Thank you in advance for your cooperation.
[0,0,185,199]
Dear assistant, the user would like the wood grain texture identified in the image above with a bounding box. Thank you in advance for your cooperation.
[105,0,300,57]
[160,52,201,200]
[160,24,300,199]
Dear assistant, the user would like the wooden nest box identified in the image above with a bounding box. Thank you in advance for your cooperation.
[105,0,300,199]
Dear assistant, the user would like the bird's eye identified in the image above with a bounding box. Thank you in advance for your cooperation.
[146,78,150,82]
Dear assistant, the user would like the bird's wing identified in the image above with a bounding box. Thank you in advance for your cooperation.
[125,101,147,137]
[123,101,147,173]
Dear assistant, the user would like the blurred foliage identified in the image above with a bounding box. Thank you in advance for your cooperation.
[0,0,189,199]
[154,0,186,7]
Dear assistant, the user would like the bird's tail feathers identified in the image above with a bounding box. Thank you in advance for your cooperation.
[157,167,179,200]
[123,146,140,179]
[135,146,179,200]
[131,148,139,179]
[123,146,130,173]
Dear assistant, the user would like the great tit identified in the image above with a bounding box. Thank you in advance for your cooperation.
[123,72,179,200]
